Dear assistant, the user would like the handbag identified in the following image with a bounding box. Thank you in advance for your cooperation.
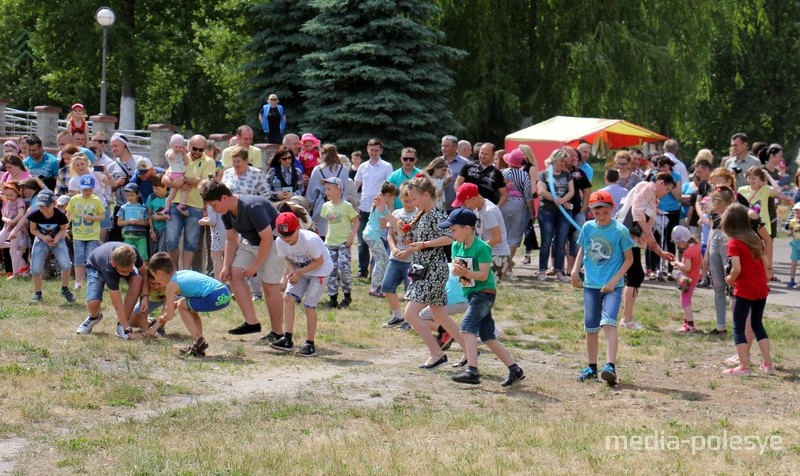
[621,207,644,238]
[408,263,429,280]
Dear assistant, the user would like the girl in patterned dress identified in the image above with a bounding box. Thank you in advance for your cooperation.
[403,174,465,369]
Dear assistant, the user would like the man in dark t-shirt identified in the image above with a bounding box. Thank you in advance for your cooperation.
[203,181,284,343]
[454,143,508,207]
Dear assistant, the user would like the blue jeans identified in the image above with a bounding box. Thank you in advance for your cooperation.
[30,238,71,276]
[583,287,623,333]
[538,207,569,272]
[380,259,410,293]
[357,210,370,275]
[460,291,498,342]
[166,204,203,253]
[568,212,586,257]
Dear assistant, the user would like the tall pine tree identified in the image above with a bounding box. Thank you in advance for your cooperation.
[301,0,464,158]
[245,0,318,136]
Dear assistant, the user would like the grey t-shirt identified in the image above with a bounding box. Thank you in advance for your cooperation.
[221,195,279,246]
[476,200,510,256]
[537,169,573,213]
[86,241,144,291]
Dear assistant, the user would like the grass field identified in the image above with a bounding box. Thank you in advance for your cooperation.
[0,253,799,475]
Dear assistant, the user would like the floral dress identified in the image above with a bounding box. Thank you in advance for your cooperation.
[405,207,451,305]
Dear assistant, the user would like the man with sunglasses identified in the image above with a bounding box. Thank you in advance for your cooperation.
[162,135,216,269]
[387,147,420,208]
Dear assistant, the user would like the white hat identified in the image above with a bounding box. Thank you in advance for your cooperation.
[792,202,800,211]
[671,225,691,244]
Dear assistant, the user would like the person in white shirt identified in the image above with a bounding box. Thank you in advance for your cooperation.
[663,139,689,184]
[353,138,393,278]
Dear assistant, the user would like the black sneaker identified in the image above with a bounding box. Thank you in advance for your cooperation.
[709,328,727,336]
[257,331,282,344]
[61,287,76,303]
[383,316,405,328]
[397,322,412,331]
[31,292,42,303]
[298,342,317,357]
[228,322,262,335]
[452,370,480,384]
[502,367,526,387]
[270,336,294,352]
[323,296,338,309]
[339,294,352,308]
[358,271,368,279]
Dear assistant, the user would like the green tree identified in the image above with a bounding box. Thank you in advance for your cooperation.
[301,0,465,158]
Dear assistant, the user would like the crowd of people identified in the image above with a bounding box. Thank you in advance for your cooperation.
[0,102,792,384]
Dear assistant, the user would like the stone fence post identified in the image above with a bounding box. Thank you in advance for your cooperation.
[0,98,9,137]
[255,143,280,171]
[208,133,233,154]
[148,124,177,167]
[89,114,118,138]
[35,105,62,147]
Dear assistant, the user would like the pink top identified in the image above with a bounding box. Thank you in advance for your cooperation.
[1,170,32,184]
[1,197,26,230]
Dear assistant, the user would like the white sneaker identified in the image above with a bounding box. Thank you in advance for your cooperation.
[115,323,131,340]
[538,273,547,282]
[76,313,103,334]
[74,282,82,290]
[620,320,645,331]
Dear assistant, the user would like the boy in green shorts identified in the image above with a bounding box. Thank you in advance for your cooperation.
[438,208,525,387]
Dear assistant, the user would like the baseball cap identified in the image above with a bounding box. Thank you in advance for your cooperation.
[71,103,85,111]
[792,202,800,211]
[79,174,96,190]
[438,208,478,228]
[322,177,342,188]
[57,195,71,207]
[451,183,479,208]
[36,190,56,207]
[123,183,140,194]
[588,190,613,209]
[671,225,692,244]
[136,158,153,172]
[276,212,299,236]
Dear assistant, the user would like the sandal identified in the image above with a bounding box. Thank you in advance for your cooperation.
[721,367,751,377]
[758,363,775,374]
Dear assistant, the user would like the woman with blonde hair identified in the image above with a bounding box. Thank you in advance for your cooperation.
[536,148,574,281]
[402,174,465,369]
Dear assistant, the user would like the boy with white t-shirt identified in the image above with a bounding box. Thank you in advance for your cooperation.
[270,212,334,357]
[453,183,511,281]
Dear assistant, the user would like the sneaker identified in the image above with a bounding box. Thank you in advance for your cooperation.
[787,279,796,289]
[383,316,405,328]
[724,355,741,367]
[76,313,103,334]
[555,272,570,283]
[721,367,751,377]
[696,278,710,289]
[228,322,262,335]
[184,337,209,356]
[61,287,76,303]
[600,363,617,385]
[147,318,166,337]
[323,297,339,309]
[74,282,82,290]
[620,320,645,331]
[269,336,294,352]
[521,256,531,265]
[758,363,776,374]
[504,271,518,281]
[709,328,727,336]
[452,370,480,384]
[537,273,547,282]
[368,289,385,298]
[358,271,369,279]
[252,294,263,302]
[257,331,282,344]
[298,342,317,357]
[676,322,697,333]
[31,292,42,303]
[438,332,454,351]
[501,367,525,387]
[397,322,412,331]
[339,295,352,308]
[577,366,598,382]
[116,323,131,340]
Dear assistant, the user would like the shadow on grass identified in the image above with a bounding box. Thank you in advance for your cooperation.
[615,382,710,401]
[318,348,375,367]
[190,354,256,365]
[451,373,560,403]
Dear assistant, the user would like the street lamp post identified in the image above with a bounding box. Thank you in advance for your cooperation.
[95,7,115,116]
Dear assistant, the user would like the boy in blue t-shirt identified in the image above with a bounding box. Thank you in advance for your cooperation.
[117,183,150,260]
[145,252,231,356]
[145,177,169,254]
[571,191,635,386]
[438,208,525,387]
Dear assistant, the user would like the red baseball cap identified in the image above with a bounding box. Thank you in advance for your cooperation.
[275,212,299,236]
[451,183,479,208]
[588,190,614,209]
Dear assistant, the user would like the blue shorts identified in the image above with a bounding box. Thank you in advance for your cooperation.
[583,287,622,333]
[380,259,410,293]
[459,291,498,342]
[791,240,800,261]
[73,240,100,268]
[86,267,140,302]
[186,286,231,313]
[100,206,113,230]
[30,238,71,276]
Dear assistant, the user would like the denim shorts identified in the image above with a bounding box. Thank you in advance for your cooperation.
[583,287,623,333]
[73,240,101,268]
[286,275,329,308]
[459,291,498,342]
[30,238,71,276]
[186,286,232,313]
[86,267,140,302]
[99,206,113,230]
[380,259,410,293]
[165,204,202,252]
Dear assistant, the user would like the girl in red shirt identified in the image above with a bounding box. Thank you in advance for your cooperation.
[721,204,773,377]
[671,225,701,333]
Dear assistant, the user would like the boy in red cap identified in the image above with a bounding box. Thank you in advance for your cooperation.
[270,212,333,356]
[453,182,511,281]
[570,190,634,385]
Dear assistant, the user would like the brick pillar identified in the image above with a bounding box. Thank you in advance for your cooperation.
[89,114,118,138]
[255,143,280,171]
[209,133,233,154]
[34,105,62,147]
[0,98,9,137]
[147,123,178,167]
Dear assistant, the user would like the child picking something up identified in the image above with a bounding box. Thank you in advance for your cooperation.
[145,252,232,355]
[269,212,334,357]
[161,134,190,218]
[571,191,634,386]
[438,208,525,387]
[0,182,28,279]
[670,225,702,333]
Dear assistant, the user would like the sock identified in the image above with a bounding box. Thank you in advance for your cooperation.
[508,363,520,372]
[306,340,314,345]
[34,291,42,296]
[392,309,403,319]
[467,366,478,375]
[284,332,293,342]
[589,363,598,372]
[606,362,616,369]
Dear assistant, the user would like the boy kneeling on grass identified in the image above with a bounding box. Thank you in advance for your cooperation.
[571,191,634,386]
[438,208,525,387]
[144,252,232,356]
[270,212,334,357]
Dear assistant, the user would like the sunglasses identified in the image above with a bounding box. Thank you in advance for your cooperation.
[401,157,416,162]
[191,147,204,152]
[93,139,108,144]
[280,156,293,161]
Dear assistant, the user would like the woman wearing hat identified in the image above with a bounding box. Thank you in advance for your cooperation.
[500,148,534,278]
[3,140,21,157]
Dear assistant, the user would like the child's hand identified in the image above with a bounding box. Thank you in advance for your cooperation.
[1,217,9,223]
[570,271,583,289]
[452,262,467,277]
[288,271,301,284]
[198,217,210,226]
[725,275,735,286]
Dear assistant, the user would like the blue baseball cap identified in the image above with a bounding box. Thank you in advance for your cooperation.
[79,174,95,190]
[123,183,140,194]
[36,190,56,207]
[438,208,477,228]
